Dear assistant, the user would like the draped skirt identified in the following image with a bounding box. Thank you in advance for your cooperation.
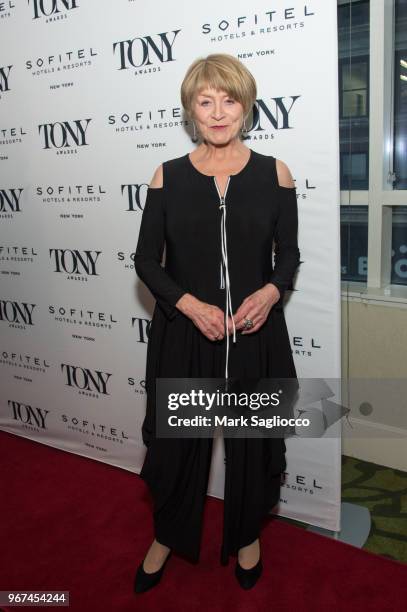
[139,305,296,564]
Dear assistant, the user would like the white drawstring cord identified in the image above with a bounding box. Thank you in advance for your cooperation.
[214,177,237,381]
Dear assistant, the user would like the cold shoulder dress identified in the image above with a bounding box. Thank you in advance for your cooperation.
[134,148,300,565]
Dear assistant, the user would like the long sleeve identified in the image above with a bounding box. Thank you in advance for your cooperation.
[134,187,187,321]
[268,185,301,304]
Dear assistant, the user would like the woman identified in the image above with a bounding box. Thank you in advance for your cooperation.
[134,53,300,593]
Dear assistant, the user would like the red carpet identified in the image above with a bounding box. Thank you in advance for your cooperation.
[1,429,406,612]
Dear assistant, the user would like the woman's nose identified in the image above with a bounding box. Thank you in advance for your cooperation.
[212,102,224,119]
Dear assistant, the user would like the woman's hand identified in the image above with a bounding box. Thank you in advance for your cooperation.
[232,283,281,335]
[175,293,228,342]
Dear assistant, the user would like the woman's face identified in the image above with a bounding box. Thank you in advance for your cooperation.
[191,86,244,145]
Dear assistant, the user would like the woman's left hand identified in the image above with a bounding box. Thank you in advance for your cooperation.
[231,283,281,335]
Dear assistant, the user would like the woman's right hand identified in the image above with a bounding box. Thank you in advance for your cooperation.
[175,293,227,342]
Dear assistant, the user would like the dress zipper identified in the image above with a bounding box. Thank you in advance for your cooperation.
[213,176,237,383]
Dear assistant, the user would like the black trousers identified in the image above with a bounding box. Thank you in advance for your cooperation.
[139,430,286,565]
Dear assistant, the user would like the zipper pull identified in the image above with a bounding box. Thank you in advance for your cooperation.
[220,260,225,289]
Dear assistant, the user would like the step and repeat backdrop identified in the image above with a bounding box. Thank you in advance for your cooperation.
[0,1,342,532]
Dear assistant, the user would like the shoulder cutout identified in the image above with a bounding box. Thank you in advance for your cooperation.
[276,158,295,188]
[149,164,163,189]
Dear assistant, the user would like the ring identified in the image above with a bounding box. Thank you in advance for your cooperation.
[243,318,254,330]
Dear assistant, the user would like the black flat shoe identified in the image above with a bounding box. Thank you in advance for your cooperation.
[234,556,263,590]
[134,550,172,594]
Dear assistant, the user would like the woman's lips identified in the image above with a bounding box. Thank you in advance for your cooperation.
[211,126,227,129]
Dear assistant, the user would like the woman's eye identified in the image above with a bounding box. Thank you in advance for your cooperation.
[200,100,210,106]
[226,99,235,104]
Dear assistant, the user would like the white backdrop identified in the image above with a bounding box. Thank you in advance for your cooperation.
[0,0,341,532]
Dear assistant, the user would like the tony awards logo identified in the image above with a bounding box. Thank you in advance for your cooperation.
[0,300,35,328]
[122,183,148,212]
[61,363,112,397]
[113,30,181,74]
[0,65,12,99]
[132,316,151,343]
[49,248,101,281]
[29,0,79,20]
[0,188,23,216]
[9,399,49,430]
[38,119,91,154]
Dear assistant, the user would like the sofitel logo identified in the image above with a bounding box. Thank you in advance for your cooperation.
[38,119,91,151]
[0,188,23,213]
[0,246,38,260]
[35,184,105,215]
[1,350,50,372]
[49,249,101,277]
[122,184,148,212]
[26,47,97,73]
[113,30,181,71]
[0,65,12,98]
[9,399,49,430]
[128,377,146,396]
[29,0,79,20]
[0,300,35,326]
[108,106,187,134]
[282,471,323,494]
[61,363,112,396]
[292,335,322,358]
[0,127,27,146]
[0,2,16,19]
[61,414,129,441]
[117,251,136,270]
[201,6,314,39]
[49,304,118,329]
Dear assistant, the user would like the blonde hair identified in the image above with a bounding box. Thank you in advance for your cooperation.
[180,53,257,120]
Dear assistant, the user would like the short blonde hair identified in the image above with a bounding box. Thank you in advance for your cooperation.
[180,53,257,119]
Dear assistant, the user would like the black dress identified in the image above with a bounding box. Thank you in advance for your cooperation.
[134,148,300,565]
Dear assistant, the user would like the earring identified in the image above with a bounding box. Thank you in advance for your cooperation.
[241,117,249,139]
[191,121,199,143]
